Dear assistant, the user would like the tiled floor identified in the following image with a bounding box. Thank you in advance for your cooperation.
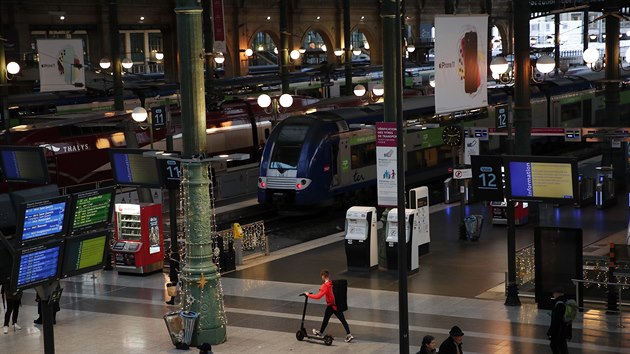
[2,201,630,353]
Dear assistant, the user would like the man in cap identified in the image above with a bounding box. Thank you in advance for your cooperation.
[439,325,464,354]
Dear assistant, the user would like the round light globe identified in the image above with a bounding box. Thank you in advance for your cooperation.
[490,56,509,75]
[353,84,367,97]
[372,84,384,97]
[582,47,600,64]
[7,61,20,75]
[245,48,253,57]
[406,44,415,53]
[131,107,148,122]
[214,52,225,64]
[257,94,272,108]
[99,58,111,69]
[334,49,343,57]
[279,94,293,108]
[122,58,133,69]
[155,52,164,60]
[535,54,555,74]
[352,48,362,56]
[290,50,300,61]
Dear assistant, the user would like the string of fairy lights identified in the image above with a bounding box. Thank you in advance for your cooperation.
[177,162,228,330]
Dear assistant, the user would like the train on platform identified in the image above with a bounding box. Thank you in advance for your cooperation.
[257,68,630,210]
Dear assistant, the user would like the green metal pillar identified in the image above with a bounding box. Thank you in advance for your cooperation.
[343,0,353,96]
[175,0,227,346]
[279,0,290,94]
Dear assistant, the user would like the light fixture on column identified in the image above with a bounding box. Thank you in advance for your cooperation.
[490,54,556,84]
[214,52,225,64]
[122,58,133,70]
[353,83,383,103]
[6,61,20,79]
[257,93,293,127]
[583,47,630,72]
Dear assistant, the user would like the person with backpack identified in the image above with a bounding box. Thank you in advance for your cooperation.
[303,269,354,343]
[547,286,574,354]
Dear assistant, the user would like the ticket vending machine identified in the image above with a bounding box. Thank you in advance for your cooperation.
[408,187,430,255]
[595,166,616,209]
[385,209,419,273]
[344,206,378,271]
[112,203,164,274]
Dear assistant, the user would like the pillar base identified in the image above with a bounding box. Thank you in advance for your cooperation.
[505,283,521,306]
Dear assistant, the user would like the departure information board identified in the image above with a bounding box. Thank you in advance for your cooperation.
[14,243,62,290]
[0,146,50,184]
[504,156,577,204]
[69,187,114,235]
[110,149,162,188]
[62,233,108,277]
[18,196,70,245]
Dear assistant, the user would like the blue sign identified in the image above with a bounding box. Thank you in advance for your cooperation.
[22,202,67,241]
[16,245,61,288]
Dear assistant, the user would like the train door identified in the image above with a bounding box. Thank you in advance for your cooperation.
[331,141,340,187]
[334,134,352,188]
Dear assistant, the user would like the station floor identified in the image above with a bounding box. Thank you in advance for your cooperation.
[2,198,630,353]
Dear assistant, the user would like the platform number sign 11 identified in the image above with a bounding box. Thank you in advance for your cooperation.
[161,159,181,190]
[151,106,167,129]
[496,104,508,129]
[471,155,504,201]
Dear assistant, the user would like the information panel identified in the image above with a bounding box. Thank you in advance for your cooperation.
[17,196,70,246]
[504,156,578,204]
[69,187,115,236]
[13,242,62,290]
[0,146,50,184]
[62,232,109,278]
[471,155,504,201]
[109,149,162,188]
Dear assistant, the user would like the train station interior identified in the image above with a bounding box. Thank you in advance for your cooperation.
[1,1,630,353]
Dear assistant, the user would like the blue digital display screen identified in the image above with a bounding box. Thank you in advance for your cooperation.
[110,149,162,187]
[16,245,61,288]
[0,147,49,184]
[22,202,67,241]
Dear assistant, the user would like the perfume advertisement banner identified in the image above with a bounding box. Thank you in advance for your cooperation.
[37,39,86,92]
[434,15,488,114]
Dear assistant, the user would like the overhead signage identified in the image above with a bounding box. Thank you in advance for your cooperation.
[453,168,472,179]
[496,104,508,129]
[434,15,488,114]
[36,39,85,92]
[471,155,504,201]
[503,156,578,204]
[151,106,167,129]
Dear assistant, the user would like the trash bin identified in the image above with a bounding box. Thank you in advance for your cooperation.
[163,311,185,348]
[464,215,483,241]
[180,310,200,348]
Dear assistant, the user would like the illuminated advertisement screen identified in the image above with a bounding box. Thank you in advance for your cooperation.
[16,195,70,246]
[0,146,50,184]
[504,156,578,204]
[13,242,62,290]
[109,148,162,188]
[69,187,115,236]
[62,232,109,278]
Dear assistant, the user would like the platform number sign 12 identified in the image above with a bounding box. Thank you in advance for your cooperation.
[471,155,504,201]
[496,104,508,129]
[151,106,167,129]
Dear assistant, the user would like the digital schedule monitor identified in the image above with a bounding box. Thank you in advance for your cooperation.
[15,195,70,247]
[61,232,110,278]
[0,146,50,184]
[68,187,115,236]
[503,156,578,204]
[109,148,163,188]
[12,241,63,291]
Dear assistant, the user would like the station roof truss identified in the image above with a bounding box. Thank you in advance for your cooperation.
[530,0,629,19]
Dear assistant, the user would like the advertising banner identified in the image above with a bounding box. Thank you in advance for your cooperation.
[212,0,227,53]
[37,39,85,92]
[434,15,488,114]
[376,122,397,207]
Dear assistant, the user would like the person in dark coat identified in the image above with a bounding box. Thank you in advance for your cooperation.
[2,284,23,333]
[439,326,464,354]
[417,334,437,354]
[547,287,572,354]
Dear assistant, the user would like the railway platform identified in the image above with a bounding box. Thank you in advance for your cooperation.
[1,197,629,353]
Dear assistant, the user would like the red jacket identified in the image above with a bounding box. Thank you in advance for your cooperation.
[307,280,336,311]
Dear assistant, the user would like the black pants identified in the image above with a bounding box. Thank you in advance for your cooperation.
[550,338,568,354]
[319,306,350,334]
[3,299,20,326]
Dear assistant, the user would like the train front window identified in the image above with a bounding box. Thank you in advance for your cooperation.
[269,124,310,170]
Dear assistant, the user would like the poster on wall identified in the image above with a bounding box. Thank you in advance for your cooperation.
[212,0,227,53]
[376,122,398,207]
[37,39,85,92]
[434,15,488,114]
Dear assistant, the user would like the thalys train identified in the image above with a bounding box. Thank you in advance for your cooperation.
[257,68,630,210]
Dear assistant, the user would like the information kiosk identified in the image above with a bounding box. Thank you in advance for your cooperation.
[112,203,163,274]
[408,187,431,255]
[385,208,419,273]
[344,206,378,271]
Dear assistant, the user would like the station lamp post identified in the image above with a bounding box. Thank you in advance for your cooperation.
[353,83,384,103]
[1,39,20,141]
[257,93,293,127]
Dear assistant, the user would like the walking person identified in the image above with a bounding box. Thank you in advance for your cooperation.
[416,334,437,354]
[2,284,22,334]
[547,287,572,354]
[303,269,354,343]
[439,326,465,354]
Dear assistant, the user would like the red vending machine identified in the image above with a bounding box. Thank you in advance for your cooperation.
[112,203,164,274]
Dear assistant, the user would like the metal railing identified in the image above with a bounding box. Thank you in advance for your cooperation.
[571,278,628,328]
[216,220,268,263]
